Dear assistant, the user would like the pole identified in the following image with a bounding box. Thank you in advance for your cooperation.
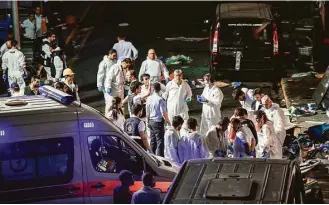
[11,0,20,45]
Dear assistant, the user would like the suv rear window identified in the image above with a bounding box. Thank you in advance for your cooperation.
[0,137,74,191]
[219,21,272,45]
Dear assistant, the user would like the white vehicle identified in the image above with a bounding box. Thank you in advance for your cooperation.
[0,86,179,203]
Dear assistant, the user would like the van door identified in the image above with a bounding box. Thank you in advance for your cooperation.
[82,132,146,204]
[0,134,84,203]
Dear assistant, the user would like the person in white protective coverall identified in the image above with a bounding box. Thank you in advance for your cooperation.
[163,69,192,125]
[138,49,170,84]
[198,73,224,136]
[260,95,287,150]
[205,117,230,158]
[97,49,117,115]
[232,86,254,111]
[113,35,138,63]
[177,118,209,165]
[255,110,282,159]
[164,115,184,165]
[2,40,28,96]
[104,58,132,108]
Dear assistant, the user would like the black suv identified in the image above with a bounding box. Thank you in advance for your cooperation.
[210,3,282,81]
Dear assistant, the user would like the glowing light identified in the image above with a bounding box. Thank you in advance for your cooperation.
[0,130,5,136]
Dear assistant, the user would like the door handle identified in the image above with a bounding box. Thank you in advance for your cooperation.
[91,182,106,189]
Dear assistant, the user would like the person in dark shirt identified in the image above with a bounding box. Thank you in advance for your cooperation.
[113,170,134,204]
[24,75,40,95]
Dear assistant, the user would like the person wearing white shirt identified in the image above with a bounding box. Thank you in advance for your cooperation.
[21,13,36,40]
[138,49,170,84]
[107,96,125,130]
[41,32,56,80]
[112,35,138,63]
[51,45,64,80]
[251,88,264,111]
[35,7,48,38]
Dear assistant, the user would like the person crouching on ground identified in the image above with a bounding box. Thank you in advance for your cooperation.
[229,118,255,158]
[178,118,209,164]
[164,115,184,165]
[205,117,230,158]
[107,96,125,130]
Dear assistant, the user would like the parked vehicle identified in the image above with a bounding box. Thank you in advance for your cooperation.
[0,86,178,203]
[210,3,282,82]
[163,158,306,203]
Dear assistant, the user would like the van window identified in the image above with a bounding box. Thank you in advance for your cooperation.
[219,22,272,46]
[0,137,74,191]
[88,135,144,175]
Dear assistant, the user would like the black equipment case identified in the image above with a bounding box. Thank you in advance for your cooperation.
[163,158,306,204]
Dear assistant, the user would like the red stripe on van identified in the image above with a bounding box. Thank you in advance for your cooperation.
[86,180,171,196]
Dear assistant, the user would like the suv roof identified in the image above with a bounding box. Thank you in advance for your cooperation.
[0,95,75,116]
[219,3,273,20]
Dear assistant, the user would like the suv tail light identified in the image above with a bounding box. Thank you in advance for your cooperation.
[212,23,220,54]
[273,23,279,55]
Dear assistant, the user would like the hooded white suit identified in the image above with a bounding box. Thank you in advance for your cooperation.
[97,55,117,109]
[2,48,26,95]
[104,63,126,108]
[200,84,224,136]
[163,80,192,124]
[261,103,287,149]
[256,121,282,159]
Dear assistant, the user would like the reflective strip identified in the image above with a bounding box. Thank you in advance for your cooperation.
[86,180,171,196]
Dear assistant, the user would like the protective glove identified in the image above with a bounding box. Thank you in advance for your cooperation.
[106,88,112,94]
[185,97,191,103]
[232,82,242,89]
[23,73,28,79]
[197,95,207,104]
[261,151,270,159]
[165,77,170,84]
[97,86,103,92]
[2,74,7,80]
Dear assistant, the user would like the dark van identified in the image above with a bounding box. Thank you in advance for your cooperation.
[210,3,282,81]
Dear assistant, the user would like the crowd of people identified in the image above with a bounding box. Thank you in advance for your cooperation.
[95,34,288,168]
[1,6,78,99]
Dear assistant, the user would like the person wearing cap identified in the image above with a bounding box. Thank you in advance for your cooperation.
[50,44,65,81]
[138,49,170,85]
[163,69,192,125]
[131,172,160,204]
[261,95,287,149]
[2,40,28,96]
[104,58,132,108]
[61,68,79,100]
[10,82,23,97]
[97,49,117,114]
[24,75,40,96]
[113,170,135,204]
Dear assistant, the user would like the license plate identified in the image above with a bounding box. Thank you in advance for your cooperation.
[235,51,242,71]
